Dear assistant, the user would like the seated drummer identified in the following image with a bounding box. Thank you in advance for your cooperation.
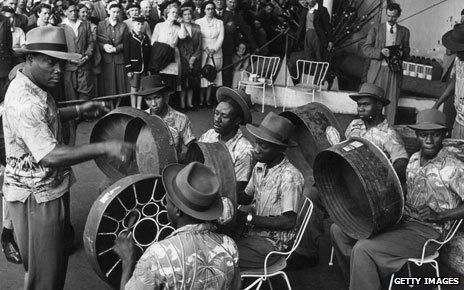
[292,83,410,269]
[199,87,254,192]
[139,75,196,157]
[236,112,304,269]
[114,162,240,289]
[330,109,464,290]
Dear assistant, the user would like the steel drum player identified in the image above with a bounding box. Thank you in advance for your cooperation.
[2,26,133,289]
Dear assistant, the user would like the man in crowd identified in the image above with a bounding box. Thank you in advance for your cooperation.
[221,0,256,88]
[139,0,157,31]
[236,112,304,268]
[433,24,464,139]
[362,2,410,125]
[123,3,151,36]
[3,26,133,289]
[26,3,51,31]
[114,161,240,289]
[5,0,28,31]
[92,0,110,22]
[140,75,196,157]
[61,0,95,101]
[292,83,409,269]
[331,108,464,290]
[199,87,254,192]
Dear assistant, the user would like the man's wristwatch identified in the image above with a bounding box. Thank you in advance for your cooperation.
[246,213,253,224]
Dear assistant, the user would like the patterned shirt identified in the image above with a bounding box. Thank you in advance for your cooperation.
[404,145,464,235]
[345,118,409,163]
[451,57,464,126]
[244,156,304,251]
[2,72,72,203]
[146,106,195,155]
[125,223,240,290]
[199,128,254,182]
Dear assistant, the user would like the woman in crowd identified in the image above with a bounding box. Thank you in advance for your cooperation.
[178,4,202,111]
[97,3,129,98]
[26,3,51,31]
[1,7,26,49]
[151,3,182,91]
[195,0,223,107]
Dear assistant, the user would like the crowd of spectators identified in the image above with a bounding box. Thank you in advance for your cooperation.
[0,0,297,110]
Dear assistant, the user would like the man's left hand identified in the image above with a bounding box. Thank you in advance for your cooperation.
[417,205,442,223]
[79,101,110,120]
[113,231,136,263]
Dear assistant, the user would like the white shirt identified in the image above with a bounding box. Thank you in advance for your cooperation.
[385,22,397,46]
[62,19,82,37]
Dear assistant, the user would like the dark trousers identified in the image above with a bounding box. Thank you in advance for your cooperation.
[330,221,440,290]
[64,69,94,101]
[236,236,280,269]
[222,53,234,88]
[8,192,69,290]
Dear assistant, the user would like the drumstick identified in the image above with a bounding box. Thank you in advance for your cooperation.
[58,92,133,106]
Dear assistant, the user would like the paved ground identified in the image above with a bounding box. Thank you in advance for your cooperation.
[1,105,462,289]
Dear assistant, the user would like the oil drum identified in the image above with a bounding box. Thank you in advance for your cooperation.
[314,137,404,239]
[84,174,174,289]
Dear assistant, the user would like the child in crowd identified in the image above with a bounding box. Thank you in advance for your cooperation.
[123,16,151,109]
[232,41,249,89]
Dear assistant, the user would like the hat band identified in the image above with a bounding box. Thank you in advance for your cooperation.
[25,43,68,52]
[173,178,216,212]
[259,125,289,144]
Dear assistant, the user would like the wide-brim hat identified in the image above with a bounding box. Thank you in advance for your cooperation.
[246,112,297,147]
[408,109,448,131]
[349,83,390,106]
[15,27,81,61]
[216,87,252,124]
[442,24,464,52]
[162,162,223,221]
[137,75,172,96]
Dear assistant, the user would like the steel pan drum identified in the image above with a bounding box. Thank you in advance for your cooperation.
[90,107,177,181]
[84,174,174,289]
[184,142,237,207]
[280,102,345,188]
[314,137,404,239]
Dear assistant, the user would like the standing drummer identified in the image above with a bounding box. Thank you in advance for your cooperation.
[330,109,464,290]
[140,75,196,158]
[199,87,254,192]
[3,26,133,289]
[291,83,410,269]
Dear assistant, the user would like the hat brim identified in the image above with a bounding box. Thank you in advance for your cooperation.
[407,123,448,131]
[217,87,252,124]
[14,48,82,61]
[349,93,391,106]
[162,163,223,221]
[246,123,297,147]
[442,29,464,52]
[136,86,171,96]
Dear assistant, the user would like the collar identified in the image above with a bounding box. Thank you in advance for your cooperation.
[107,18,118,27]
[256,155,289,174]
[386,22,397,31]
[132,31,145,41]
[63,18,81,27]
[309,3,318,13]
[168,223,216,237]
[16,71,49,103]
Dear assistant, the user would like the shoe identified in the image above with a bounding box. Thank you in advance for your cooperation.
[286,253,319,270]
[1,228,22,264]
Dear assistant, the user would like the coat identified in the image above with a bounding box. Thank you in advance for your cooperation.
[362,23,410,80]
[60,20,94,71]
[296,5,333,51]
[97,20,128,65]
[123,32,151,74]
[0,15,14,78]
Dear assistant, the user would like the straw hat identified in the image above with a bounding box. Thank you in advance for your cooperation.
[246,112,297,147]
[349,83,390,106]
[15,26,81,61]
[216,87,253,124]
[162,162,223,221]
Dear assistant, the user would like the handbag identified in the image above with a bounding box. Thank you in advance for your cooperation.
[201,54,217,82]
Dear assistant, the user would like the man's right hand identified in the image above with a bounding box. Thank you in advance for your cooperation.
[381,48,390,58]
[104,141,135,163]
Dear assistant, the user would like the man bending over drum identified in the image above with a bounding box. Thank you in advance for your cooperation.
[331,109,464,290]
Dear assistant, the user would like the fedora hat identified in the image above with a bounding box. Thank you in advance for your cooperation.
[216,87,253,124]
[246,112,297,147]
[442,24,464,52]
[408,109,448,131]
[349,83,390,106]
[162,162,223,221]
[15,26,81,61]
[137,75,172,96]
